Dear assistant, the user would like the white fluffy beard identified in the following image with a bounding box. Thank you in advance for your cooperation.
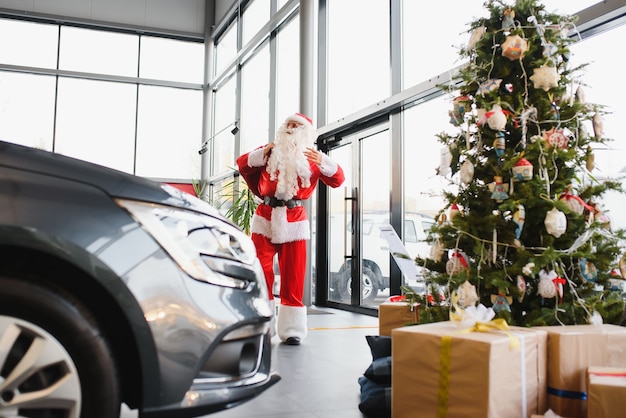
[267,124,314,200]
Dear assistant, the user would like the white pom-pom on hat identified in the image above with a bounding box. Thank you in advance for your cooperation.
[286,113,314,127]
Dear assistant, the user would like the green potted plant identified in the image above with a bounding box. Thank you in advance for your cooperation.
[193,174,258,235]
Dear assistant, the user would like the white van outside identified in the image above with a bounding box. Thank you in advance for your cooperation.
[329,212,435,302]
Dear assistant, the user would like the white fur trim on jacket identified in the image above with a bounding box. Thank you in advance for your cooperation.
[247,147,267,167]
[277,304,307,341]
[250,207,311,244]
[318,153,339,177]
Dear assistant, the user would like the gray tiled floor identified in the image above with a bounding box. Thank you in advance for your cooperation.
[121,307,379,418]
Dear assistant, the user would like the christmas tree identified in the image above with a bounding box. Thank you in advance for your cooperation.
[412,0,625,327]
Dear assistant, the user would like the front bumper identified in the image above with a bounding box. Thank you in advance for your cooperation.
[140,330,280,418]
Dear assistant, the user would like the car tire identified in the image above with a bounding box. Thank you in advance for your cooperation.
[338,266,379,303]
[0,276,121,418]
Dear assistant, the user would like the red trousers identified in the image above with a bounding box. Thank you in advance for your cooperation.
[252,233,307,307]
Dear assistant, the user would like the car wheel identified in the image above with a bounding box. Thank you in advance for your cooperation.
[339,266,379,303]
[0,276,120,418]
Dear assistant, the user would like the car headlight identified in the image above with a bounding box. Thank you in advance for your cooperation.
[116,199,258,289]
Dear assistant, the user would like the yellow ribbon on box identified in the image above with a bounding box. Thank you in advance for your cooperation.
[449,301,520,350]
[436,304,520,418]
[457,318,521,350]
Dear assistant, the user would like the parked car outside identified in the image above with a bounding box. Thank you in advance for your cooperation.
[0,141,279,418]
[330,212,435,302]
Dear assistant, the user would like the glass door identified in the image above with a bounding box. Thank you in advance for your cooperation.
[327,124,391,309]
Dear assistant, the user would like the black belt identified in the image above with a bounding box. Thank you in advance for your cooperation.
[263,196,303,209]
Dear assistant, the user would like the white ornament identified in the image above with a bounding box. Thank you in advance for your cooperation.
[438,146,452,177]
[468,26,486,49]
[538,269,558,298]
[588,310,603,325]
[430,239,445,262]
[487,104,507,131]
[544,207,567,238]
[530,64,560,91]
[586,147,595,172]
[460,160,475,184]
[575,86,586,104]
[593,113,604,139]
[456,280,479,308]
[522,263,535,276]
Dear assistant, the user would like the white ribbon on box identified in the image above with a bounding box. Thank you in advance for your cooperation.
[451,303,495,329]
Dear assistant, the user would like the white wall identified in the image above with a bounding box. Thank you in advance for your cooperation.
[0,0,207,36]
[214,0,235,26]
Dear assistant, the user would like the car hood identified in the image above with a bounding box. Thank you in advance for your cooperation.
[0,141,225,220]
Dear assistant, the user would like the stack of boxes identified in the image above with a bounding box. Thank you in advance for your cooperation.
[586,366,626,417]
[534,325,626,418]
[380,304,626,417]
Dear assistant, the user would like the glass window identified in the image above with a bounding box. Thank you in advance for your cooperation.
[361,130,391,308]
[0,18,58,69]
[212,125,237,177]
[570,24,626,229]
[240,43,270,153]
[55,78,137,172]
[136,85,203,179]
[211,176,235,216]
[402,1,598,90]
[212,75,237,176]
[214,23,238,77]
[0,72,56,150]
[59,27,138,77]
[570,24,625,175]
[421,218,435,238]
[275,15,299,127]
[327,143,353,303]
[242,0,269,46]
[140,36,204,83]
[402,0,483,89]
[327,0,390,122]
[403,96,457,219]
[404,220,418,243]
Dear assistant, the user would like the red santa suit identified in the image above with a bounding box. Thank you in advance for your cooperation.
[236,113,345,344]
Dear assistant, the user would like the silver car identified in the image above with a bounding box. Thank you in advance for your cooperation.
[0,141,279,418]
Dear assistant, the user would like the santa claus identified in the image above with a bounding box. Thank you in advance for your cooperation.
[237,113,345,345]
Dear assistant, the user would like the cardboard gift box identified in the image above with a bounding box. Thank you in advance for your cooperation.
[392,321,547,418]
[586,366,626,418]
[378,300,418,336]
[535,324,626,418]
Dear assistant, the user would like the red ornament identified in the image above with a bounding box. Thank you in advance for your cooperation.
[543,128,568,148]
[558,188,594,215]
[512,157,533,181]
[449,203,461,220]
[446,250,469,275]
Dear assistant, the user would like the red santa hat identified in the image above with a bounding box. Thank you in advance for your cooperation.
[285,113,314,128]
